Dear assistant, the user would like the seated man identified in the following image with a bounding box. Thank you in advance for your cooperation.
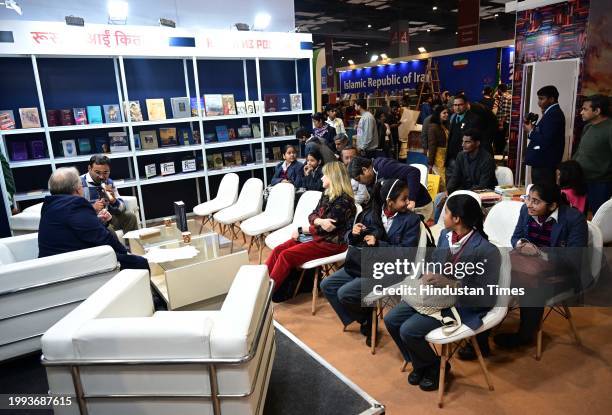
[341,146,370,205]
[81,155,138,234]
[334,133,350,156]
[38,167,148,270]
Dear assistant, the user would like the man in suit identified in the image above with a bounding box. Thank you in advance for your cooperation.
[524,85,566,186]
[444,95,481,182]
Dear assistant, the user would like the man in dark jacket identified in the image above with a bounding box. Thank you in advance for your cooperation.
[446,129,498,194]
[524,85,566,185]
[444,95,481,181]
[38,167,148,270]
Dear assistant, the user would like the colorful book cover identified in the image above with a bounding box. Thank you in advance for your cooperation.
[278,94,291,111]
[29,140,45,159]
[269,121,279,137]
[204,132,216,143]
[212,153,224,168]
[228,128,237,140]
[241,149,253,164]
[233,150,242,166]
[145,98,167,121]
[190,97,204,116]
[19,107,41,128]
[73,108,88,125]
[103,104,122,123]
[109,132,129,153]
[45,110,60,127]
[223,151,235,167]
[290,93,303,111]
[95,137,110,153]
[134,133,141,150]
[140,130,159,150]
[215,125,229,142]
[236,101,247,115]
[61,139,77,157]
[222,94,237,115]
[170,97,191,119]
[237,125,252,138]
[192,130,202,144]
[87,106,103,124]
[204,94,223,116]
[245,101,256,114]
[159,127,178,146]
[177,127,193,145]
[264,94,278,112]
[0,110,16,130]
[124,101,143,122]
[10,141,28,161]
[78,138,92,154]
[59,109,74,126]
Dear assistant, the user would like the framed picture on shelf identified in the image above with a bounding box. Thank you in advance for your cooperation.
[145,163,157,178]
[160,161,176,176]
[181,157,197,172]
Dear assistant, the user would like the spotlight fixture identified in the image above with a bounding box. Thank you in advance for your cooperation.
[370,54,379,62]
[433,6,438,11]
[348,59,355,65]
[107,0,128,24]
[494,13,499,17]
[65,15,84,26]
[159,18,176,28]
[427,29,431,32]
[0,0,22,15]
[365,42,369,46]
[235,23,250,31]
[367,24,372,28]
[418,46,427,53]
[253,12,271,30]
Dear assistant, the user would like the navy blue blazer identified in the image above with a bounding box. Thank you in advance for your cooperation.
[432,229,501,330]
[296,165,323,191]
[38,194,127,258]
[347,209,421,248]
[271,160,304,185]
[511,204,587,249]
[525,104,566,168]
[373,157,432,208]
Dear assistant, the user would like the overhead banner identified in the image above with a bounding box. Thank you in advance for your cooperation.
[339,61,427,93]
[457,0,480,47]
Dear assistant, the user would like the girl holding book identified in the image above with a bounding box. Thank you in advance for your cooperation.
[271,144,303,186]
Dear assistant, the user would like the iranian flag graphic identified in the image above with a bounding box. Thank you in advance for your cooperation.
[453,58,469,69]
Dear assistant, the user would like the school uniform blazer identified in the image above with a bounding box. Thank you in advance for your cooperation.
[271,160,304,185]
[347,209,421,248]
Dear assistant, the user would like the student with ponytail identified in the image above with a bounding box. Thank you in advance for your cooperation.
[321,179,421,347]
[384,194,500,392]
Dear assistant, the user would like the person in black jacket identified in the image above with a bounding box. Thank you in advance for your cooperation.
[38,167,148,270]
[444,95,481,182]
[446,129,497,194]
[312,111,337,152]
[524,85,566,185]
[296,149,324,191]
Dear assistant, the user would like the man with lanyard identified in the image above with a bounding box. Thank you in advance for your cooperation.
[80,154,138,234]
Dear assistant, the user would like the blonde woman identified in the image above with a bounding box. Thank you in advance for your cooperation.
[266,161,356,292]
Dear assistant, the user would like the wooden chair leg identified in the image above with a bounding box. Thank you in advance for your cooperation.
[536,312,545,361]
[246,235,255,255]
[563,304,581,345]
[257,236,264,264]
[241,228,247,245]
[437,344,448,408]
[293,269,306,298]
[198,217,206,235]
[371,303,379,355]
[311,268,320,315]
[401,361,409,372]
[471,337,494,391]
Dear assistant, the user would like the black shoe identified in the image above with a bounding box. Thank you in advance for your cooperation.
[408,367,425,385]
[458,342,490,361]
[419,363,450,392]
[360,320,371,337]
[493,333,532,349]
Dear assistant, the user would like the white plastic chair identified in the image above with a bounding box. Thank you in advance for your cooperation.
[214,178,264,252]
[591,198,612,244]
[410,163,428,187]
[495,166,514,186]
[240,182,295,263]
[425,248,512,408]
[430,190,482,243]
[193,173,239,234]
[484,200,524,247]
[265,191,322,250]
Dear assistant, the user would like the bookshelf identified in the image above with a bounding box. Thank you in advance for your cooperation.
[0,21,313,228]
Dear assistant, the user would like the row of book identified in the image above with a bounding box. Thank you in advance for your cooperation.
[0,93,304,130]
[206,145,284,170]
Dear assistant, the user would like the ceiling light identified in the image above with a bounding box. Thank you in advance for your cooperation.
[235,23,250,31]
[427,29,431,32]
[159,18,175,28]
[370,54,379,62]
[380,53,388,59]
[348,59,355,65]
[418,46,427,53]
[494,13,499,17]
[365,42,369,46]
[367,24,372,28]
[65,15,84,26]
[253,12,271,30]
[433,6,438,11]
[455,31,458,34]
[2,0,22,15]
[107,0,128,24]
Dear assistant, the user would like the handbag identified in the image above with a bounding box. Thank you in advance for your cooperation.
[509,243,556,288]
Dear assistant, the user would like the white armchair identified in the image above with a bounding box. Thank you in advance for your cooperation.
[42,265,274,415]
[0,233,119,361]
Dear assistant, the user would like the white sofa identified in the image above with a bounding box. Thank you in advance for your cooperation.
[42,264,275,415]
[0,233,119,361]
[9,195,140,236]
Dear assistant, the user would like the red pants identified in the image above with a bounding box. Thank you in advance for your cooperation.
[266,238,347,291]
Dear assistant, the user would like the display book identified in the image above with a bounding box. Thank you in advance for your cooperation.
[207,147,253,170]
[264,93,302,112]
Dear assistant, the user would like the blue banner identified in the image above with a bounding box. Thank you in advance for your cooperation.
[340,60,427,93]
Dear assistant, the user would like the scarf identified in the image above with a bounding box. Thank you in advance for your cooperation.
[313,125,328,139]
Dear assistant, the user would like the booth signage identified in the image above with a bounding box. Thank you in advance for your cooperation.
[339,61,427,93]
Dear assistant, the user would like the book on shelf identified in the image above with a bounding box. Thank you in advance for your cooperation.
[252,123,261,138]
[233,150,242,166]
[245,100,255,114]
[222,94,237,115]
[10,141,28,161]
[278,94,291,111]
[160,161,176,176]
[133,133,141,150]
[204,94,223,116]
[190,97,204,116]
[124,101,143,122]
[103,104,122,123]
[264,94,278,112]
[45,110,61,127]
[95,137,110,153]
[272,146,282,161]
[145,163,157,178]
[73,108,88,125]
[277,122,286,136]
[140,130,159,150]
[256,101,264,114]
[0,110,16,130]
[181,156,197,173]
[87,106,103,124]
[78,138,92,154]
[215,125,229,142]
[223,151,235,167]
[269,121,280,137]
[174,201,188,232]
[61,139,78,157]
[237,125,252,138]
[192,130,201,144]
[29,140,45,159]
[285,121,299,135]
[159,127,178,147]
[290,93,302,111]
[212,153,224,168]
[60,109,74,126]
[204,132,216,143]
[228,128,237,140]
[236,101,247,115]
[146,98,167,121]
[206,154,214,168]
[19,107,41,128]
[170,97,191,119]
[177,127,193,145]
[255,148,263,163]
[109,132,129,153]
[241,149,253,164]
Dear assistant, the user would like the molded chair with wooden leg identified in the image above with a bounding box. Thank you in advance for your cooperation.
[193,173,239,234]
[265,191,322,250]
[424,248,512,408]
[240,183,295,264]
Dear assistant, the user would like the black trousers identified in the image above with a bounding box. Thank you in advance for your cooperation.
[117,253,150,270]
[531,167,556,186]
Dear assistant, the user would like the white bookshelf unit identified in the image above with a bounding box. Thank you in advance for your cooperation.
[0,21,314,227]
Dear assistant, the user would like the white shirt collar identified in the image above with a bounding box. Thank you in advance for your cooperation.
[85,172,97,185]
[446,229,475,255]
[381,210,397,231]
[531,208,558,225]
